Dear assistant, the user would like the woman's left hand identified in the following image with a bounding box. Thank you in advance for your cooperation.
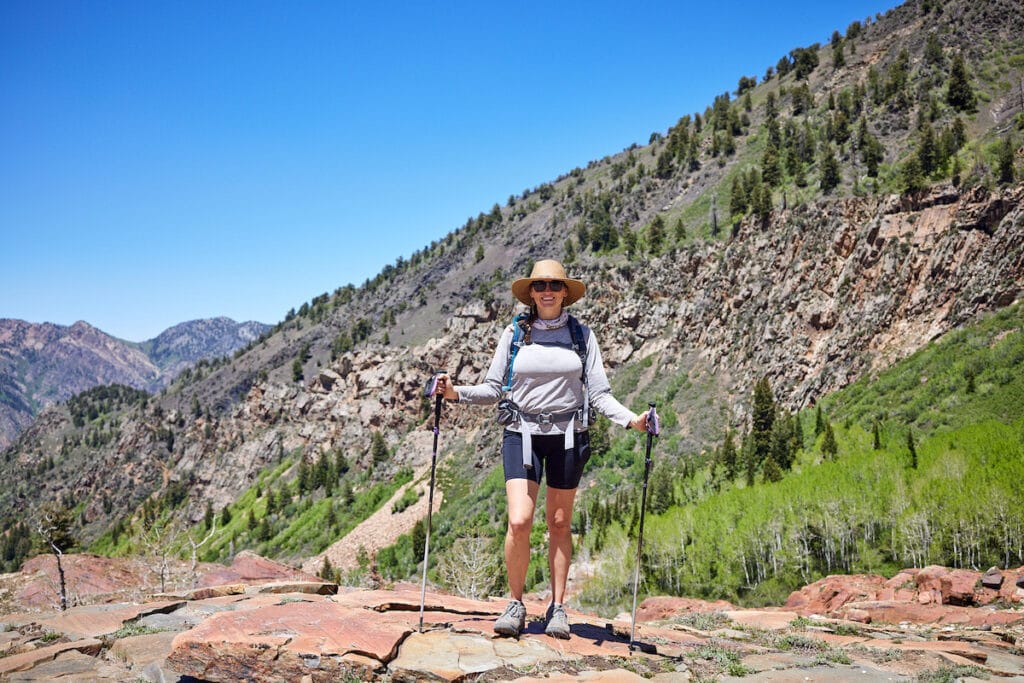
[628,412,648,432]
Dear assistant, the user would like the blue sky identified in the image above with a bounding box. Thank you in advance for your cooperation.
[1,0,899,342]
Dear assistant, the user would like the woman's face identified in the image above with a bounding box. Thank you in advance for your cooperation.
[529,280,567,318]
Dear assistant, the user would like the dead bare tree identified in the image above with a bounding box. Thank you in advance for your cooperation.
[186,521,217,588]
[33,503,76,611]
[138,521,182,594]
[436,536,499,600]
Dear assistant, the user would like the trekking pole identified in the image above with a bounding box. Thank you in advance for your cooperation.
[630,403,660,652]
[419,372,444,633]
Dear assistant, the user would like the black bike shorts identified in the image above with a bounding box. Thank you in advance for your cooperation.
[501,430,591,490]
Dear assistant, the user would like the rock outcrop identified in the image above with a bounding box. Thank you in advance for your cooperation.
[1,554,1023,681]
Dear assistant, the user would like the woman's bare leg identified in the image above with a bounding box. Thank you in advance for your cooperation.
[545,486,577,605]
[505,478,539,600]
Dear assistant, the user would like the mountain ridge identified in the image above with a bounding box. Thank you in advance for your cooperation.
[0,317,271,450]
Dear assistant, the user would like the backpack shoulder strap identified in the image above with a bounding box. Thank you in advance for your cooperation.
[568,314,592,424]
[502,313,529,392]
[567,315,587,373]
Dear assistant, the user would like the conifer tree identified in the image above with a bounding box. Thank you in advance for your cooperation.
[762,456,783,483]
[907,429,918,469]
[371,431,389,465]
[649,466,674,514]
[298,457,312,493]
[752,378,776,469]
[821,422,838,459]
[720,431,738,480]
[623,228,638,260]
[946,53,976,112]
[873,421,882,450]
[647,215,666,254]
[819,143,842,193]
[901,156,926,194]
[770,416,795,470]
[675,217,687,242]
[762,143,782,187]
[917,124,939,176]
[743,432,757,487]
[320,556,335,582]
[924,32,943,67]
[412,519,426,559]
[832,42,845,70]
[730,176,747,218]
[998,135,1017,184]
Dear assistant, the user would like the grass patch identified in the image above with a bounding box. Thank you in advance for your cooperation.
[914,664,989,682]
[106,623,167,639]
[672,611,735,631]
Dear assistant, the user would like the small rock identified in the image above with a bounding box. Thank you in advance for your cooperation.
[981,567,1004,590]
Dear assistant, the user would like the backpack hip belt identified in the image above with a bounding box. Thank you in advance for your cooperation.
[519,407,584,426]
[518,411,582,470]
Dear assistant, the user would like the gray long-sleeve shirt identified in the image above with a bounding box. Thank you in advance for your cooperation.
[455,320,637,436]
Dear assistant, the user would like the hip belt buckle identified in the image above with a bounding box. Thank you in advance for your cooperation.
[537,412,554,425]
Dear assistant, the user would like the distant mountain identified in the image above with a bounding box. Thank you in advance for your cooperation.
[0,317,270,449]
[138,317,270,379]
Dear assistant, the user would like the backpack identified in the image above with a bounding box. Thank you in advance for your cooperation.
[501,313,591,425]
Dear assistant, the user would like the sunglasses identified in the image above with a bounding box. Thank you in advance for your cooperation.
[530,280,566,293]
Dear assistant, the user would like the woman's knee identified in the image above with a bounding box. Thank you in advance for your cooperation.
[507,514,533,538]
[546,508,572,536]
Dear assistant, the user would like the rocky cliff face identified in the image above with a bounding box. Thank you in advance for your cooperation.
[0,317,270,450]
[4,183,1020,543]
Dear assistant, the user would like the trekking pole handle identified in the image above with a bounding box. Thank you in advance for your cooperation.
[646,403,660,436]
[424,372,447,398]
[425,371,446,432]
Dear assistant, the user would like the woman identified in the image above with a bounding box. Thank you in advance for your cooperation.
[433,259,646,639]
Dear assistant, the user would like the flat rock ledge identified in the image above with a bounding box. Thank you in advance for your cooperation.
[2,581,1023,681]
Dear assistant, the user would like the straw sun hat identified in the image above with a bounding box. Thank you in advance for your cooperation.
[511,259,586,307]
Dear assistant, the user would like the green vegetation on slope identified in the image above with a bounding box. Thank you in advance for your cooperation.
[575,302,1024,612]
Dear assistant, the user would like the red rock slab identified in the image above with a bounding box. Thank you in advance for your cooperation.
[30,600,184,640]
[801,631,871,648]
[167,600,413,682]
[196,550,321,588]
[188,591,332,614]
[15,553,153,608]
[602,618,736,659]
[634,596,737,622]
[256,580,337,595]
[0,637,103,675]
[332,588,498,615]
[186,583,247,600]
[510,671,650,682]
[840,600,1024,626]
[389,631,563,681]
[783,573,886,613]
[108,631,178,670]
[724,609,800,630]
[861,638,988,663]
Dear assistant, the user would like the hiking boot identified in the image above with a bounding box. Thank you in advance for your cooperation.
[545,602,570,639]
[494,599,527,637]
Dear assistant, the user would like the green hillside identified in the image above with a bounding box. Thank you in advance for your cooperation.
[575,302,1024,611]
